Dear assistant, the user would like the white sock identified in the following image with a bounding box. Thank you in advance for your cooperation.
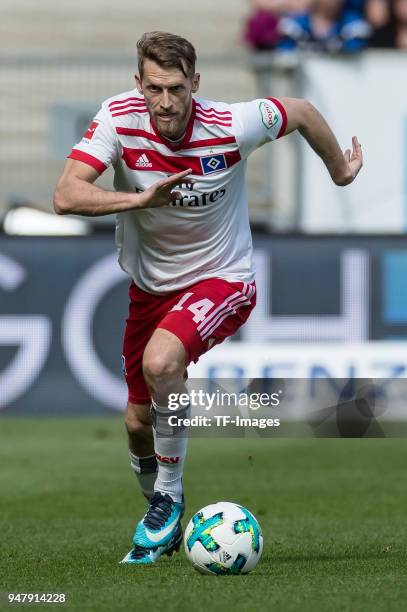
[129,451,157,499]
[151,400,188,504]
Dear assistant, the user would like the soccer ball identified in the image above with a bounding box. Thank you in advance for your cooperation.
[184,501,263,575]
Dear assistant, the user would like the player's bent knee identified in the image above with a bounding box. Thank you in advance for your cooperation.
[142,354,184,385]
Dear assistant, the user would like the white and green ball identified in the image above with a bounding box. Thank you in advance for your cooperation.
[184,501,263,575]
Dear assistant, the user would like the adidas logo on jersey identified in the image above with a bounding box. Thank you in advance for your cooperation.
[135,153,152,168]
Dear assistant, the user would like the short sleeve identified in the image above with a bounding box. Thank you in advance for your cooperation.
[232,97,287,159]
[68,105,118,174]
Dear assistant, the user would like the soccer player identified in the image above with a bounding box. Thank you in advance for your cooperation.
[53,31,362,564]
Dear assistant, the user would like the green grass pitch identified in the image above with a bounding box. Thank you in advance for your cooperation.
[0,417,406,612]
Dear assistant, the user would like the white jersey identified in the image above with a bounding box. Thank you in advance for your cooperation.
[69,90,286,294]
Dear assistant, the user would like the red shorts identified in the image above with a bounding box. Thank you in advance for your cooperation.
[122,278,256,404]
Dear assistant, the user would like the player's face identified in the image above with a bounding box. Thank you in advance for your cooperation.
[136,60,200,140]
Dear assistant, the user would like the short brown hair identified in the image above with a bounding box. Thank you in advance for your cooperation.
[137,31,197,79]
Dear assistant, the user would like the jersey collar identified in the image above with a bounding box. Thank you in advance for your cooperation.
[149,99,196,152]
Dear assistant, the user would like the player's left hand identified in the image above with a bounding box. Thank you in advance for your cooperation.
[342,136,363,184]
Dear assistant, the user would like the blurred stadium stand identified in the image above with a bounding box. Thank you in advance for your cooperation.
[2,1,405,233]
[0,0,274,228]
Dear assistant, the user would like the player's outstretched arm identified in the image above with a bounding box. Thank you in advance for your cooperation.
[53,160,192,217]
[280,97,363,186]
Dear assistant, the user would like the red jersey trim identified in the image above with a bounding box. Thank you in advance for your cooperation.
[195,115,232,128]
[109,101,147,113]
[149,99,197,152]
[68,149,107,174]
[111,108,148,118]
[116,128,164,144]
[108,96,145,109]
[195,110,232,120]
[115,127,236,151]
[195,102,232,117]
[181,136,237,150]
[267,97,288,138]
[122,147,241,175]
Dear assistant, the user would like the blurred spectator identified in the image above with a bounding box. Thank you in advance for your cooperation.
[245,9,281,49]
[249,0,312,13]
[245,0,372,51]
[365,0,391,28]
[245,0,311,49]
[277,0,372,51]
[369,0,407,48]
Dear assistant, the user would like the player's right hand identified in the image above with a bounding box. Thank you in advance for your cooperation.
[136,169,193,209]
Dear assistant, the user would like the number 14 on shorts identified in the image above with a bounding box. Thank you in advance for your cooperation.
[170,292,215,323]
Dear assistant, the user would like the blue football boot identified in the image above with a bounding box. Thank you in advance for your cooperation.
[120,492,184,565]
